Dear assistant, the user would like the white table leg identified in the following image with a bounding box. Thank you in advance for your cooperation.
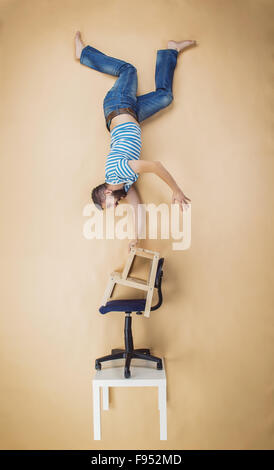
[158,382,167,440]
[102,386,109,410]
[93,383,101,440]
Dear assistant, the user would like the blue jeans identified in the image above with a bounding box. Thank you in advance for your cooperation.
[80,45,178,131]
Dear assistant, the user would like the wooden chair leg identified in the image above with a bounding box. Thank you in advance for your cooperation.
[122,247,136,280]
[101,276,116,306]
[144,254,159,318]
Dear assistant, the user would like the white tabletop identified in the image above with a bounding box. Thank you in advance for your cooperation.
[93,357,166,385]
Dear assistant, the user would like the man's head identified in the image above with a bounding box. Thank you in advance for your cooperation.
[91,183,127,210]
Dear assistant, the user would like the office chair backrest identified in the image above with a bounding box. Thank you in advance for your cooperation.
[150,258,164,311]
[154,258,164,288]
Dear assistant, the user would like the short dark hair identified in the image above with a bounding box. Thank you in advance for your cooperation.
[91,183,107,210]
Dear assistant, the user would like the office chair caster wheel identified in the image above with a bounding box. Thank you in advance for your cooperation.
[95,361,101,371]
[157,360,163,370]
[124,367,131,379]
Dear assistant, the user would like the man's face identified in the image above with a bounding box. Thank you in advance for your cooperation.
[103,189,126,209]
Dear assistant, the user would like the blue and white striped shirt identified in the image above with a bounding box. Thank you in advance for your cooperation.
[105,122,141,193]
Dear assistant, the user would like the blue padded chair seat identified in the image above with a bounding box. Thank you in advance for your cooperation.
[99,299,146,314]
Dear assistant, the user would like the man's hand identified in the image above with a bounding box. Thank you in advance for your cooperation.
[172,188,191,212]
[128,238,139,252]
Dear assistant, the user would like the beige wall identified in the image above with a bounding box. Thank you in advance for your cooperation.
[0,0,273,450]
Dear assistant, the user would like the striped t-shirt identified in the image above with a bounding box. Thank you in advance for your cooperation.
[105,122,141,193]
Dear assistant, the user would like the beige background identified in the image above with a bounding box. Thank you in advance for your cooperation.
[0,0,273,450]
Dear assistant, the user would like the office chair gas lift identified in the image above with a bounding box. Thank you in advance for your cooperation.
[95,257,165,379]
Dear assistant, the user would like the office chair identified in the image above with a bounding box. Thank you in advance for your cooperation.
[95,258,164,379]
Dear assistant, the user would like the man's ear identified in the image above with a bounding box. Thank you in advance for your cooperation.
[104,189,113,195]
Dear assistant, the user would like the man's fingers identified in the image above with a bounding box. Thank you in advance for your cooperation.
[173,198,182,211]
[173,198,192,212]
[175,199,184,212]
[128,239,138,252]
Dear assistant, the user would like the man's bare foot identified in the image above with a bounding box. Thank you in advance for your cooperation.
[168,39,197,53]
[75,31,85,59]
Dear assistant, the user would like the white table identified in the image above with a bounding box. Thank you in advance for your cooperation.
[92,357,167,440]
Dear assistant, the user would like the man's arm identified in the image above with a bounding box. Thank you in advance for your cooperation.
[128,160,191,211]
[124,185,145,251]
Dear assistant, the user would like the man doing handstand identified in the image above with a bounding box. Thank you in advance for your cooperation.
[75,32,196,248]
